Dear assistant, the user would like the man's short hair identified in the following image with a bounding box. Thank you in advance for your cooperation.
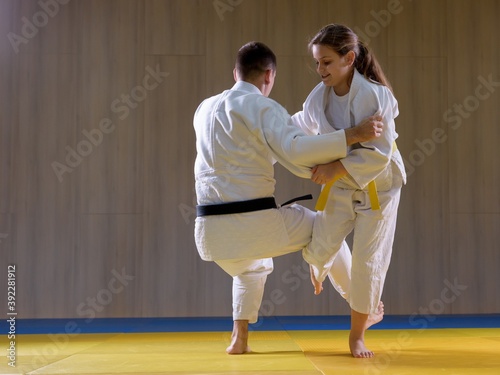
[235,41,276,80]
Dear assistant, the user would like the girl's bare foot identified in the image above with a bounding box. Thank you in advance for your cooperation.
[310,265,323,295]
[350,309,374,358]
[366,301,384,330]
[349,334,374,358]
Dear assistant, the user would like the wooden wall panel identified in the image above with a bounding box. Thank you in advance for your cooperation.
[145,0,207,55]
[388,0,447,57]
[449,214,500,313]
[75,214,143,318]
[383,57,451,313]
[140,55,232,317]
[0,0,30,313]
[17,0,77,56]
[445,0,500,313]
[75,0,145,215]
[0,214,15,315]
[15,52,79,317]
[0,0,20,216]
[1,0,499,319]
[265,0,329,56]
[446,0,500,214]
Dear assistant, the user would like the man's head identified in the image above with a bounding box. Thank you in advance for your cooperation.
[234,41,276,97]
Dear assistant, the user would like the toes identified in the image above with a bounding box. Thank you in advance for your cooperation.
[358,351,374,358]
[314,284,323,295]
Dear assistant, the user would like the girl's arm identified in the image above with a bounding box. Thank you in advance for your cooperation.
[339,87,398,189]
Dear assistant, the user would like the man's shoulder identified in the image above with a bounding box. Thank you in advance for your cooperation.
[201,90,228,104]
[231,90,287,113]
[197,87,289,120]
[195,90,230,113]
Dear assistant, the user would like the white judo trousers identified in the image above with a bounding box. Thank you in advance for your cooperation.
[304,161,403,315]
[215,204,352,324]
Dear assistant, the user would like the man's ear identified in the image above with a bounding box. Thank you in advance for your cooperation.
[233,68,238,81]
[264,69,274,84]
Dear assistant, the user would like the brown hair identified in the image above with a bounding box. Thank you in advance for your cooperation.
[309,24,392,92]
[235,41,277,80]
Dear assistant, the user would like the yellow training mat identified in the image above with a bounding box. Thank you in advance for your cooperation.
[2,328,499,374]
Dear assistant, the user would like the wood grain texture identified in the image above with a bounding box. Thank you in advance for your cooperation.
[75,0,145,215]
[449,213,500,313]
[388,0,448,57]
[1,0,498,319]
[0,0,20,216]
[145,0,207,55]
[15,52,79,317]
[75,214,143,318]
[383,57,451,314]
[445,0,500,314]
[446,0,500,214]
[265,0,330,56]
[140,55,227,317]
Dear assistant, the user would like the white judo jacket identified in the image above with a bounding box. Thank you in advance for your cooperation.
[194,81,348,261]
[292,69,406,190]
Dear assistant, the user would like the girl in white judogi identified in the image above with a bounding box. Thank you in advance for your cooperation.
[292,24,406,358]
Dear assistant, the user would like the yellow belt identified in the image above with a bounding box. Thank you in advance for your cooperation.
[315,142,397,211]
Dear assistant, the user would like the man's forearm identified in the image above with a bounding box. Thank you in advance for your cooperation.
[344,127,361,146]
[344,115,383,145]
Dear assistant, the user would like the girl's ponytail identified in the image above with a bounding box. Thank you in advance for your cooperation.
[355,40,393,92]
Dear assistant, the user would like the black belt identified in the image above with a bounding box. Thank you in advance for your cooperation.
[196,194,313,217]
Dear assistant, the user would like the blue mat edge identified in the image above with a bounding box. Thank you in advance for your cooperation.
[2,314,500,334]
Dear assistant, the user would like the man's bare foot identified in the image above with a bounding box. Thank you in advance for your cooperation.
[366,301,384,330]
[310,265,323,295]
[349,335,374,358]
[226,336,251,354]
[226,320,251,355]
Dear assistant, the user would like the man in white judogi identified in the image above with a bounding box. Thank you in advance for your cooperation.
[193,41,383,354]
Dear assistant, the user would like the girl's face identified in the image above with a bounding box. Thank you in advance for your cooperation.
[312,44,354,95]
